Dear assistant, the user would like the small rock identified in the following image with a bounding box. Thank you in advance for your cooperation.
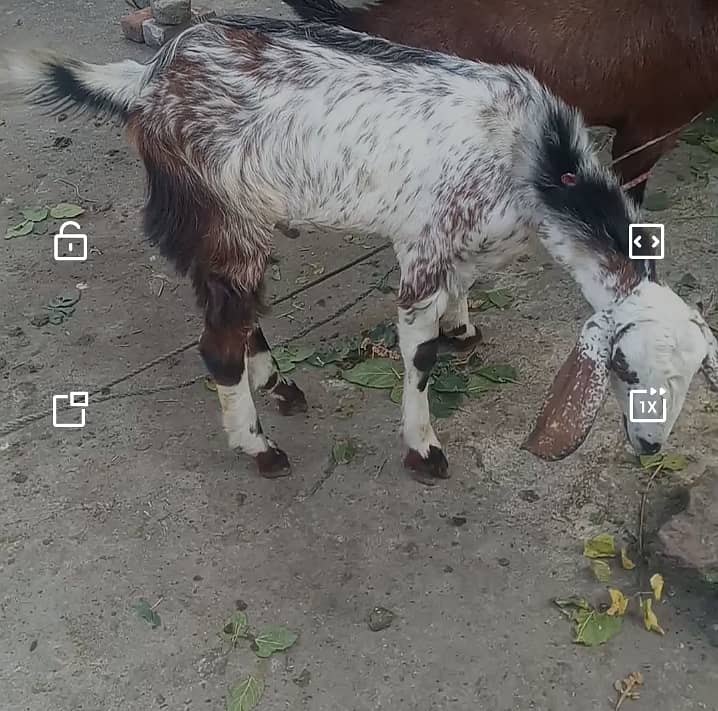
[450,515,467,527]
[193,574,203,581]
[293,669,311,687]
[367,606,395,632]
[142,17,186,47]
[57,113,67,122]
[121,7,152,43]
[443,564,454,573]
[518,489,540,503]
[7,326,24,337]
[11,472,28,484]
[150,0,191,25]
[497,557,510,567]
[30,314,49,327]
[52,136,72,149]
[29,640,37,652]
[235,599,248,611]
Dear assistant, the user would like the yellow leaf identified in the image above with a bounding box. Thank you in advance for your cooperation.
[620,547,636,570]
[641,598,665,635]
[583,533,616,559]
[591,559,611,583]
[650,573,664,601]
[607,588,629,617]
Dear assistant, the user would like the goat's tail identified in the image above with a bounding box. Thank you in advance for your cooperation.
[0,50,149,122]
[281,0,357,24]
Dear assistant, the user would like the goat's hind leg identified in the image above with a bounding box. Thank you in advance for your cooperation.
[439,293,482,351]
[398,289,450,485]
[247,325,308,415]
[199,277,290,478]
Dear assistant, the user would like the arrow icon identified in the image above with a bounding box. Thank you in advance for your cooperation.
[628,223,665,261]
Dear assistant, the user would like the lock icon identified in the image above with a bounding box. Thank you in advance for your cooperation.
[53,221,88,262]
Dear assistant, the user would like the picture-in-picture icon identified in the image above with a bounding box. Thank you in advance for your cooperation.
[52,391,89,429]
[628,223,664,261]
[54,221,88,261]
[629,387,667,423]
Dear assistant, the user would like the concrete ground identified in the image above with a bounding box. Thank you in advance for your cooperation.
[1,2,717,710]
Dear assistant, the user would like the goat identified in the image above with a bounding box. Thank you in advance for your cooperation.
[283,0,717,204]
[3,16,716,485]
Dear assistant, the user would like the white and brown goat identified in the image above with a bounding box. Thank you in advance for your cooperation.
[4,16,717,484]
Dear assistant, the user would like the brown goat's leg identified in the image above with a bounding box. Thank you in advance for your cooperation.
[247,326,308,415]
[612,127,679,205]
[198,276,290,478]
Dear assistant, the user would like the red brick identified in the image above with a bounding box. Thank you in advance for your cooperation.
[121,7,152,43]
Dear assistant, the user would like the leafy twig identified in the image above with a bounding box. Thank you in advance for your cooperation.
[638,463,664,559]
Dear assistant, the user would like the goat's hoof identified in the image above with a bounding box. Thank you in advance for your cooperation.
[255,447,291,478]
[404,446,450,485]
[439,324,482,351]
[273,381,308,416]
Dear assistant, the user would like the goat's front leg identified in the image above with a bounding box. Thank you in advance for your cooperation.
[398,290,450,485]
[439,293,482,350]
[247,325,308,415]
[198,277,290,478]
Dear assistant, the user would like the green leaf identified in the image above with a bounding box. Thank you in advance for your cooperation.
[5,219,34,238]
[642,191,670,212]
[222,611,250,645]
[429,389,463,418]
[21,206,49,222]
[332,438,357,465]
[133,599,161,628]
[365,321,398,349]
[253,625,298,658]
[389,381,403,404]
[475,364,518,383]
[287,346,315,363]
[640,452,687,471]
[48,290,81,309]
[307,347,348,367]
[272,348,296,374]
[487,288,513,309]
[573,610,623,646]
[554,596,592,622]
[49,202,84,219]
[465,374,495,397]
[226,675,264,711]
[431,371,467,393]
[342,358,401,389]
[583,533,616,559]
[703,137,718,154]
[591,559,611,583]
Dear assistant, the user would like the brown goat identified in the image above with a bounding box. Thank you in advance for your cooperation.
[285,0,715,203]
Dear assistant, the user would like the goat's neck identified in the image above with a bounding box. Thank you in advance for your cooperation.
[538,227,639,313]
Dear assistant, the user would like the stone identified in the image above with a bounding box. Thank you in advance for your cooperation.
[150,0,191,26]
[658,468,718,582]
[192,6,216,23]
[142,17,186,48]
[367,606,395,632]
[121,7,152,43]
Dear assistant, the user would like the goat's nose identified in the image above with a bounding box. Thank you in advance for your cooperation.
[638,438,661,455]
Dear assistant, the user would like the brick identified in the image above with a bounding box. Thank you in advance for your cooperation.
[121,7,152,43]
[150,0,191,26]
[142,17,187,47]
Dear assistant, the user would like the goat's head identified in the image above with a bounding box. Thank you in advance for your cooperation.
[524,280,718,460]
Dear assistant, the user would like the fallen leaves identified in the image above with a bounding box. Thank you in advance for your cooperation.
[467,286,513,311]
[332,438,357,465]
[5,202,84,239]
[133,598,161,628]
[641,598,665,635]
[226,676,264,711]
[583,532,616,558]
[614,672,644,710]
[639,452,687,472]
[620,547,636,570]
[607,588,629,617]
[554,598,622,646]
[649,573,664,601]
[253,625,299,658]
[591,559,611,583]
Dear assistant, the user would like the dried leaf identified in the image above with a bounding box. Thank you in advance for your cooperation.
[574,609,623,646]
[21,206,49,222]
[49,202,84,219]
[389,381,403,404]
[583,533,616,559]
[332,438,357,465]
[591,559,611,583]
[641,598,665,635]
[620,547,636,570]
[133,599,161,628]
[253,625,298,658]
[226,675,264,711]
[649,573,664,601]
[5,219,34,238]
[607,588,629,617]
[342,358,401,389]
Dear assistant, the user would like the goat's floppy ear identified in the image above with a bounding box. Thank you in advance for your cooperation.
[523,311,613,460]
[692,312,718,392]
